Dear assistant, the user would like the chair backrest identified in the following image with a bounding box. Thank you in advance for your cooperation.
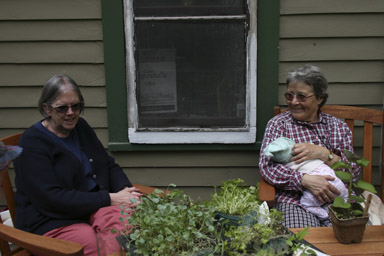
[0,132,22,224]
[274,105,384,202]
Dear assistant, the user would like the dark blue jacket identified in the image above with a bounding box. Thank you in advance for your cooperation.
[14,118,132,235]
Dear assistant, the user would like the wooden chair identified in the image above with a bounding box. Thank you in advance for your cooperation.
[0,132,163,256]
[258,176,276,208]
[259,105,384,206]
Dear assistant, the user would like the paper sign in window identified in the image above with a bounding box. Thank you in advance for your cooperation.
[138,49,177,114]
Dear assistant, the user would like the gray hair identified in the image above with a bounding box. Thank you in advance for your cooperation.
[286,64,328,108]
[38,75,84,117]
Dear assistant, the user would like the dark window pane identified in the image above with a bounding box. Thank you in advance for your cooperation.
[134,0,246,17]
[135,20,247,128]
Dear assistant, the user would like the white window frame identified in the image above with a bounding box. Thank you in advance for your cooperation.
[123,0,257,144]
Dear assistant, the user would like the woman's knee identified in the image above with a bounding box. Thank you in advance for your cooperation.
[91,205,133,232]
[44,223,98,256]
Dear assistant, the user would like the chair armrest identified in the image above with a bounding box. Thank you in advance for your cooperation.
[132,183,157,195]
[258,178,275,208]
[0,224,83,256]
[132,183,170,195]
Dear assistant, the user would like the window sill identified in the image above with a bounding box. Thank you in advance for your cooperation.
[108,141,261,151]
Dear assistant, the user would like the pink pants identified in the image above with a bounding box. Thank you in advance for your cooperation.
[42,206,132,256]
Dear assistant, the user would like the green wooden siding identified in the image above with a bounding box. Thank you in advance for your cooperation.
[0,0,382,201]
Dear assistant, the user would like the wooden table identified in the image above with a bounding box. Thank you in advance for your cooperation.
[106,252,123,256]
[291,226,384,256]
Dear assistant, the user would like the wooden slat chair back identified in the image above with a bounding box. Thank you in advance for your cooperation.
[273,105,384,202]
[1,133,20,225]
[0,132,163,256]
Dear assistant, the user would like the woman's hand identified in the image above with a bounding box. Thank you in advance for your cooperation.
[291,143,340,166]
[110,187,143,209]
[301,174,340,204]
[291,143,329,164]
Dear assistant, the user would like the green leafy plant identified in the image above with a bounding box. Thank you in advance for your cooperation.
[286,227,317,256]
[331,149,377,219]
[118,181,313,256]
[121,185,224,256]
[222,209,314,255]
[223,209,285,255]
[208,178,312,255]
[209,178,260,216]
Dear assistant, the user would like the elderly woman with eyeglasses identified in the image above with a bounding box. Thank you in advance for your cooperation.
[14,75,142,255]
[259,65,361,228]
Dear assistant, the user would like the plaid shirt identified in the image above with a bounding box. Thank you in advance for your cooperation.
[259,110,360,205]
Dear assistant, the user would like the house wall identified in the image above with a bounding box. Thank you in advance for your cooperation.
[278,0,384,189]
[0,0,383,201]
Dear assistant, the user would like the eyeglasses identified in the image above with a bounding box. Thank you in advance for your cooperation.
[50,103,84,114]
[284,92,315,103]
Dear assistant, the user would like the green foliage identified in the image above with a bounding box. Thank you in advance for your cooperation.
[286,227,317,256]
[209,178,261,215]
[331,149,377,219]
[332,196,351,209]
[223,209,286,255]
[286,226,308,247]
[355,180,377,193]
[123,187,222,255]
[120,179,311,256]
[334,170,352,182]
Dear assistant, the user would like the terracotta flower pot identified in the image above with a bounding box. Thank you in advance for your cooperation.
[328,205,369,244]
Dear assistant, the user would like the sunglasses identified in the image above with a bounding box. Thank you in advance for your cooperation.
[50,103,84,114]
[284,92,315,103]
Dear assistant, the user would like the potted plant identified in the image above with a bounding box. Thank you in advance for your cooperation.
[116,181,314,255]
[208,178,261,227]
[208,178,314,255]
[222,208,290,255]
[119,185,225,255]
[329,149,377,244]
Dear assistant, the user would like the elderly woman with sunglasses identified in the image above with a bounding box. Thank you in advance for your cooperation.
[259,65,360,228]
[14,75,142,255]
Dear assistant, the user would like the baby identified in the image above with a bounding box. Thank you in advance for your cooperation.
[263,137,348,219]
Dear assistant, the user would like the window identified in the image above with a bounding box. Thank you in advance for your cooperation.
[123,0,257,144]
[101,0,279,150]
